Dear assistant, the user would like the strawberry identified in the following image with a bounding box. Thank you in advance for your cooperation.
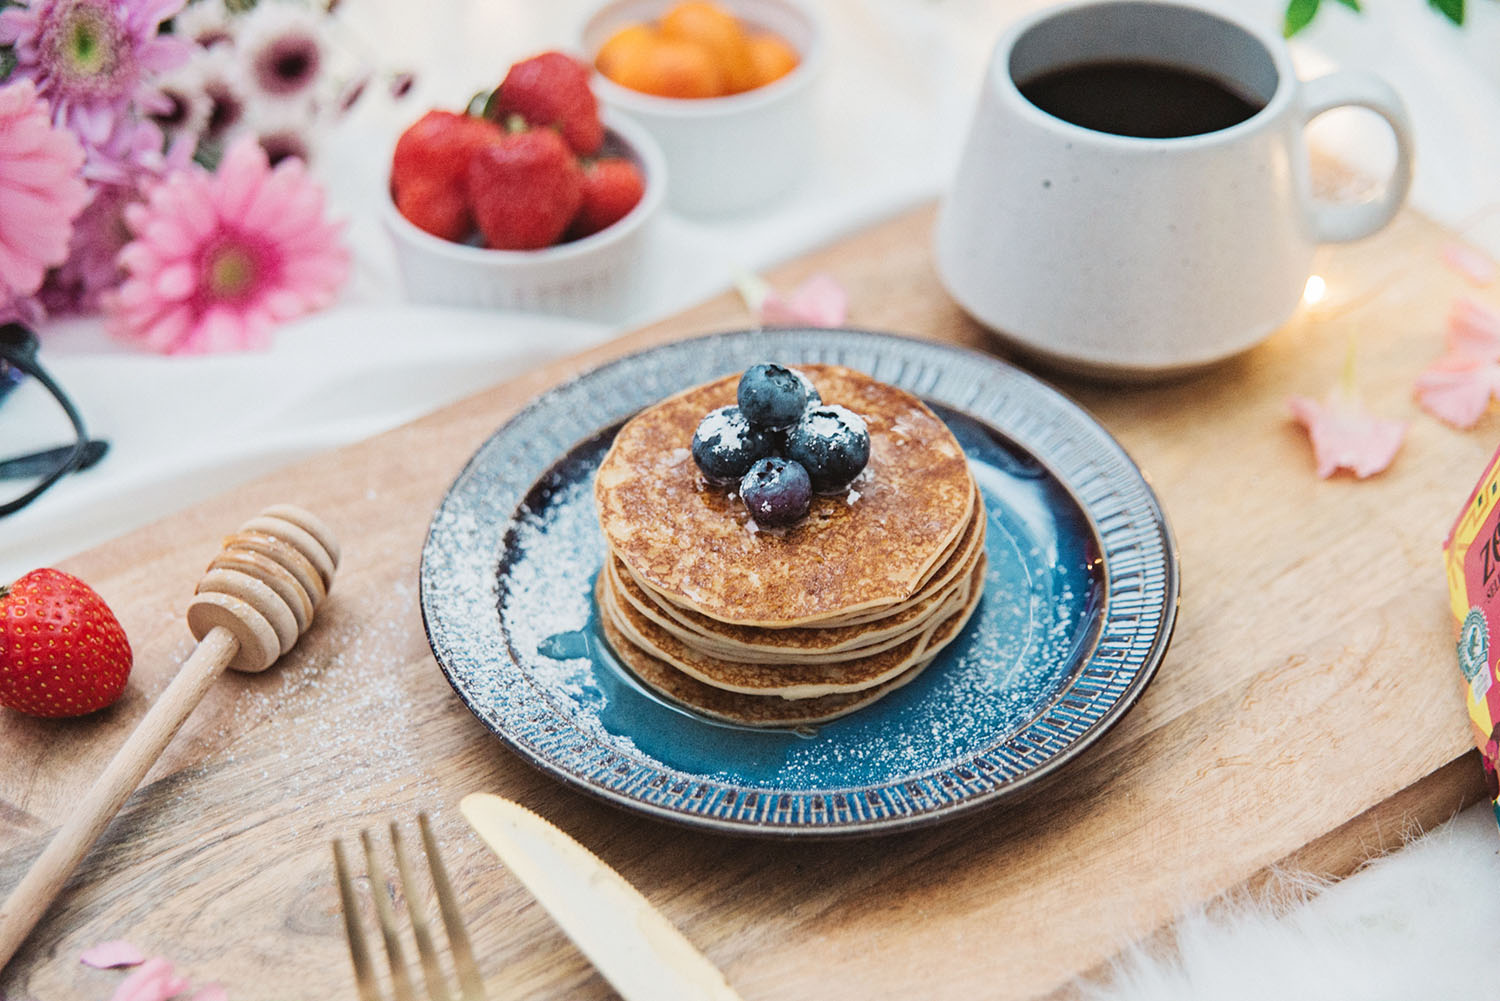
[395,175,469,241]
[467,129,583,250]
[0,569,132,718]
[390,109,504,221]
[489,51,604,157]
[570,157,645,239]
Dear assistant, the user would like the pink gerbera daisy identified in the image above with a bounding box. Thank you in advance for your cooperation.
[105,135,348,353]
[0,79,91,314]
[0,0,188,172]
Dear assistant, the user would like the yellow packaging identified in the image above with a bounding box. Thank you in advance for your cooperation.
[1443,442,1500,821]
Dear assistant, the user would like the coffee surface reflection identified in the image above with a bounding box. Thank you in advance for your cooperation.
[1018,61,1264,139]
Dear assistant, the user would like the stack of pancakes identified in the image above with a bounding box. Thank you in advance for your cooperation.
[594,365,985,727]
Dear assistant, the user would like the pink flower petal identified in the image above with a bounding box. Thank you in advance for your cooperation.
[759,274,848,328]
[105,132,347,355]
[81,940,147,969]
[1289,393,1406,479]
[1447,297,1500,361]
[152,263,196,302]
[0,80,89,301]
[108,957,191,1001]
[213,138,269,221]
[1414,356,1500,429]
[1443,242,1498,287]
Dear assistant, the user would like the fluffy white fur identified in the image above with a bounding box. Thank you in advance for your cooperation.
[1074,803,1500,1001]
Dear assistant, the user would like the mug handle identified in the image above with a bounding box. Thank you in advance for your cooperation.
[1300,71,1415,243]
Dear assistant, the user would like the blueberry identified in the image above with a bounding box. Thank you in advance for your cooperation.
[739,457,812,527]
[789,367,821,408]
[784,405,870,494]
[736,364,808,429]
[692,406,777,485]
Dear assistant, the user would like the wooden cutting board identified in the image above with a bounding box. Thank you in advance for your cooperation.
[0,197,1490,1001]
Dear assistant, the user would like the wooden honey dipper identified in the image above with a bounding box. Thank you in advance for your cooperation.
[0,504,340,969]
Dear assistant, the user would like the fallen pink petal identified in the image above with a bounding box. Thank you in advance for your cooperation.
[758,273,848,328]
[1289,393,1406,479]
[1414,355,1500,429]
[81,940,147,969]
[1442,241,1498,287]
[108,956,191,1001]
[1446,296,1500,360]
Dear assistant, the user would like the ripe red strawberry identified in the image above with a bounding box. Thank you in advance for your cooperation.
[570,157,646,239]
[490,51,604,157]
[396,175,469,241]
[467,129,583,250]
[390,109,504,221]
[0,569,132,718]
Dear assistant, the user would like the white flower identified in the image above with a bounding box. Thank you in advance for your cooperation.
[235,0,327,103]
[174,0,236,50]
[185,47,252,142]
[241,97,319,166]
[147,51,217,142]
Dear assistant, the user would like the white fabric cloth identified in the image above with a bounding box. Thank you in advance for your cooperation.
[3,0,1498,994]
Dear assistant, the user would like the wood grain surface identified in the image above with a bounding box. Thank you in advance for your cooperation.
[0,198,1489,1001]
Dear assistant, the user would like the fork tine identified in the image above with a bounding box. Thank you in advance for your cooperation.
[362,828,419,1001]
[419,813,486,1001]
[391,822,452,1001]
[333,839,383,1001]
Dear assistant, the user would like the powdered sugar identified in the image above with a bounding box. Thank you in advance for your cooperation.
[459,419,1099,793]
[803,404,866,439]
[694,406,747,456]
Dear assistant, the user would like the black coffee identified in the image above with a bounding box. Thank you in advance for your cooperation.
[1018,61,1264,139]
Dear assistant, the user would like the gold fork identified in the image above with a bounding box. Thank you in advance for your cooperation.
[332,814,486,1001]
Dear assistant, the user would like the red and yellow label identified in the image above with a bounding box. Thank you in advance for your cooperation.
[1444,443,1500,810]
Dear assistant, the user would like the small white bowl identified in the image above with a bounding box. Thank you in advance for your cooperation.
[580,0,823,216]
[383,112,666,321]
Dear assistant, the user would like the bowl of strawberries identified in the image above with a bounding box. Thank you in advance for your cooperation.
[384,51,665,319]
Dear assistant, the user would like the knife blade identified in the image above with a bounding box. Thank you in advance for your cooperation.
[459,793,744,1001]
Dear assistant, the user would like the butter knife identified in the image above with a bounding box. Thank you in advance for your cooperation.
[459,793,744,1001]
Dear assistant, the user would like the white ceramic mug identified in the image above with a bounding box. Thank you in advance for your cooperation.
[934,0,1414,379]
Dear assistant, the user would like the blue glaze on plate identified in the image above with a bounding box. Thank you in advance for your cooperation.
[421,329,1177,836]
[498,408,1102,790]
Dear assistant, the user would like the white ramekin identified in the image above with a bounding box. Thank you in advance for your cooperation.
[383,112,666,321]
[580,0,823,216]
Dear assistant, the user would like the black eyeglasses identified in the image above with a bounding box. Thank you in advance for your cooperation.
[0,323,109,518]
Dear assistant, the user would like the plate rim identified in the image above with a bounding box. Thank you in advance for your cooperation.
[419,328,1180,837]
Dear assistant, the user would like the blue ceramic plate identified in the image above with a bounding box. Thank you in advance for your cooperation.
[420,330,1178,836]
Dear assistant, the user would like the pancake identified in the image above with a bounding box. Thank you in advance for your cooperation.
[598,609,939,727]
[607,554,971,663]
[600,560,966,689]
[624,486,987,639]
[595,365,975,627]
[606,494,985,663]
[598,556,986,700]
